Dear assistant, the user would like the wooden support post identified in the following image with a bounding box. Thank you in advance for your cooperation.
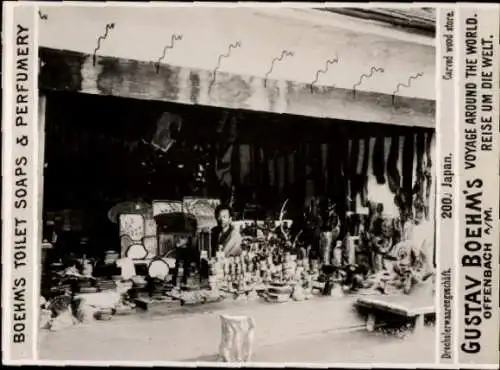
[366,313,376,332]
[37,93,47,283]
[39,47,436,129]
[414,314,425,334]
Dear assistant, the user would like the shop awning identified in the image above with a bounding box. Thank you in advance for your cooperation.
[39,47,434,128]
[38,6,435,128]
[317,8,436,36]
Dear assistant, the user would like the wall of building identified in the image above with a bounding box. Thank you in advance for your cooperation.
[39,6,435,101]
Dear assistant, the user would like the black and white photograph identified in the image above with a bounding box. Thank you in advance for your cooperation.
[36,4,437,364]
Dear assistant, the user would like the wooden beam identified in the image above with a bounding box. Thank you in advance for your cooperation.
[39,47,435,128]
[37,93,47,303]
[317,8,436,36]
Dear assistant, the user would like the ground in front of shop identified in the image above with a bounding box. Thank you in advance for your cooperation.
[189,325,435,364]
[38,295,435,364]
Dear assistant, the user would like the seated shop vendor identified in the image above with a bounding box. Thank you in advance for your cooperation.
[211,205,242,258]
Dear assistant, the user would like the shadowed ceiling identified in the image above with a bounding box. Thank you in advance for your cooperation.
[316,8,436,36]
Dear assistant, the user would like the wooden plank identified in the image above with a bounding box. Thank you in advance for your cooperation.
[357,298,410,316]
[39,47,435,128]
[134,297,180,311]
[366,313,376,332]
[356,294,435,317]
[320,8,435,36]
[414,314,425,333]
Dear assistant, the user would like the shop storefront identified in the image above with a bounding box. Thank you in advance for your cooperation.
[38,7,436,325]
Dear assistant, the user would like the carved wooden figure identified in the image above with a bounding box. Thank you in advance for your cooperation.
[218,315,256,362]
[292,279,306,301]
[234,260,240,277]
[208,275,217,290]
[303,273,313,299]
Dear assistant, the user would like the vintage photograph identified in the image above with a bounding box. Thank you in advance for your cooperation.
[37,5,437,364]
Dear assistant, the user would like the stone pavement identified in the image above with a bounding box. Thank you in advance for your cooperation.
[39,295,365,361]
[186,323,436,364]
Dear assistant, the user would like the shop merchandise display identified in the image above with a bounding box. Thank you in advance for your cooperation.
[39,196,434,330]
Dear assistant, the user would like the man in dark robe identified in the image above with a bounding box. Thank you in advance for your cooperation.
[211,205,242,258]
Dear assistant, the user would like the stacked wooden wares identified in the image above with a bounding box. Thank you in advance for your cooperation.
[149,278,170,299]
[113,279,136,314]
[95,308,113,321]
[263,253,287,303]
[266,281,293,303]
[104,250,120,265]
[147,258,170,298]
[39,297,52,329]
[78,285,98,294]
[131,275,148,289]
[46,293,76,330]
[291,259,307,301]
[96,278,117,292]
[308,259,322,293]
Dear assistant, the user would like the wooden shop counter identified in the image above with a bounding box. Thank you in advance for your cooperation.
[355,293,435,333]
